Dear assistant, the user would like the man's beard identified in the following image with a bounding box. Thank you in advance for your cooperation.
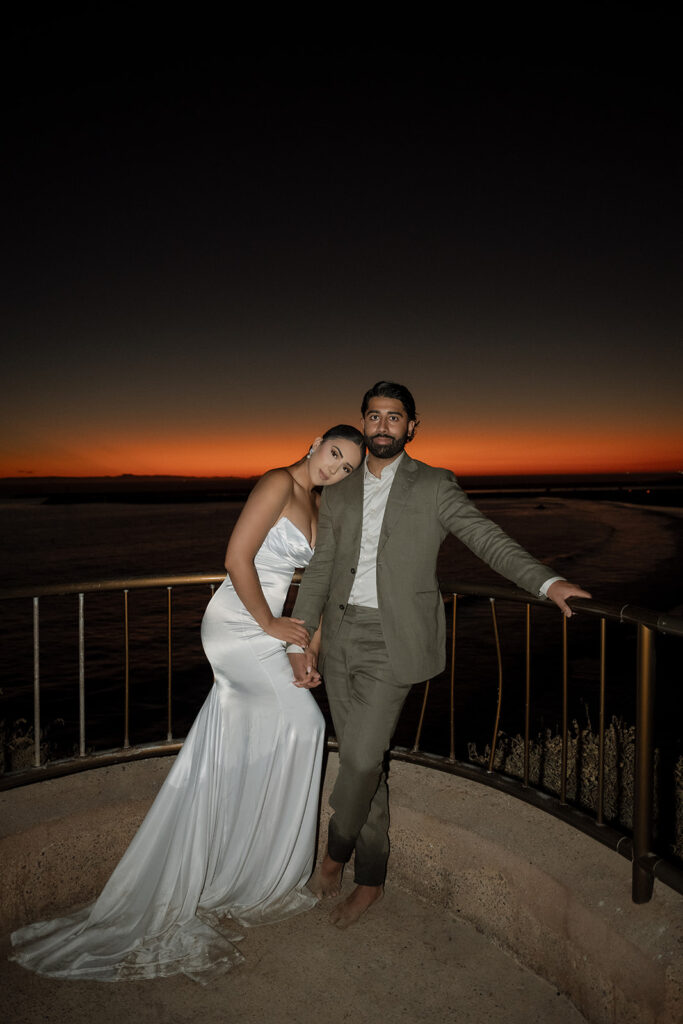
[365,430,410,460]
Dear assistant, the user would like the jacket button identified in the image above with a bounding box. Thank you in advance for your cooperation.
[350,568,356,574]
[339,604,345,610]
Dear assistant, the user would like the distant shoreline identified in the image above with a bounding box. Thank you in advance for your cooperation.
[1,472,682,507]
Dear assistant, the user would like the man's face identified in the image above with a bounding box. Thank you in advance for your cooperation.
[361,397,415,460]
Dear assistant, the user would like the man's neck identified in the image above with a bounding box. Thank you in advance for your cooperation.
[366,452,404,479]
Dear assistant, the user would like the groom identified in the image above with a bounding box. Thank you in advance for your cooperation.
[288,381,590,927]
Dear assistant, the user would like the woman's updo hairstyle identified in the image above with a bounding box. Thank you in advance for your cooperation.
[320,424,365,454]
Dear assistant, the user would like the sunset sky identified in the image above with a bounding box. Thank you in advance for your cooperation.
[3,30,682,479]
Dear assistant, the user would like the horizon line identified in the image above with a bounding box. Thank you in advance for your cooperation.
[2,469,682,483]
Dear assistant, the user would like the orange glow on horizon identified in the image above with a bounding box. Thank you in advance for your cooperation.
[2,426,682,478]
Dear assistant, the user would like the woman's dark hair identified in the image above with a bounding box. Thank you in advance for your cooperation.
[360,381,419,438]
[321,424,365,451]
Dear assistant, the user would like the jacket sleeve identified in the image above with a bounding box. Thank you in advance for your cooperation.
[436,472,554,596]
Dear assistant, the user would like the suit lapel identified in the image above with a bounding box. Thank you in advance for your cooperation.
[378,454,418,554]
[336,461,364,557]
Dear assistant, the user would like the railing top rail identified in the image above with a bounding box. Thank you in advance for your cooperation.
[0,572,230,599]
[1,572,682,637]
[438,578,683,637]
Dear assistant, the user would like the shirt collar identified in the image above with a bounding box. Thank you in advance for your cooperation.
[364,451,405,484]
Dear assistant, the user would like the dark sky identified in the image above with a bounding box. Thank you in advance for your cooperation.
[2,26,682,476]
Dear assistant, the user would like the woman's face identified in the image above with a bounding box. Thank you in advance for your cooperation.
[309,437,363,486]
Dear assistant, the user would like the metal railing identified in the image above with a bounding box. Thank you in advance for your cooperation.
[1,573,682,904]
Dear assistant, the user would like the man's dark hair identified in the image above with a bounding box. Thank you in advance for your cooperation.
[360,381,419,438]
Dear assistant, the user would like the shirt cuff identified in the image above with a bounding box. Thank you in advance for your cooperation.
[286,644,306,655]
[539,576,565,597]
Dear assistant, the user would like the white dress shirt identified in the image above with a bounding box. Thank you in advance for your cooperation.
[347,454,404,607]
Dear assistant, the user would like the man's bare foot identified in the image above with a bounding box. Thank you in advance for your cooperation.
[329,884,383,929]
[307,853,343,899]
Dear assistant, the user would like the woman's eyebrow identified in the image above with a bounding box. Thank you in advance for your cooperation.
[333,445,355,470]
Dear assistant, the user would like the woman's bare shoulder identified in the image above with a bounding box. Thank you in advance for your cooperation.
[247,467,295,503]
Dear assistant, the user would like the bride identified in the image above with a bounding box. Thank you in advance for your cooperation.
[10,425,365,983]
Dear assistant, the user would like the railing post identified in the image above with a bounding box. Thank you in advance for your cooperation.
[523,603,531,787]
[560,615,568,805]
[632,623,656,903]
[32,597,41,768]
[411,680,430,753]
[597,618,607,825]
[78,593,86,757]
[448,595,457,762]
[123,589,130,749]
[167,586,173,742]
[487,598,503,773]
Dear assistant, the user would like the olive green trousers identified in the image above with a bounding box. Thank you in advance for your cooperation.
[323,605,413,886]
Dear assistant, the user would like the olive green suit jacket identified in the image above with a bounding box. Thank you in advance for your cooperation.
[293,454,554,686]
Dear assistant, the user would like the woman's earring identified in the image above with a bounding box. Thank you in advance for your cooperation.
[306,447,313,460]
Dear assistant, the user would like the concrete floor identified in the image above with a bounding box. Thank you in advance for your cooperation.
[3,880,587,1024]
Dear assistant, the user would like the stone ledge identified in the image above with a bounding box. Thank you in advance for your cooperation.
[2,754,681,1024]
[381,765,682,1024]
[0,758,173,929]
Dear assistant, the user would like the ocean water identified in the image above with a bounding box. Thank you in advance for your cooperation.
[1,494,682,765]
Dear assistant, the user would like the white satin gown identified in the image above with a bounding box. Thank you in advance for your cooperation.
[10,518,325,983]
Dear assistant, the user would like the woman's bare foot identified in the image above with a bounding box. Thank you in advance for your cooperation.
[329,884,383,928]
[307,852,344,899]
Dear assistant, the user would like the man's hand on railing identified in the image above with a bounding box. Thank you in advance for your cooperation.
[547,580,592,617]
